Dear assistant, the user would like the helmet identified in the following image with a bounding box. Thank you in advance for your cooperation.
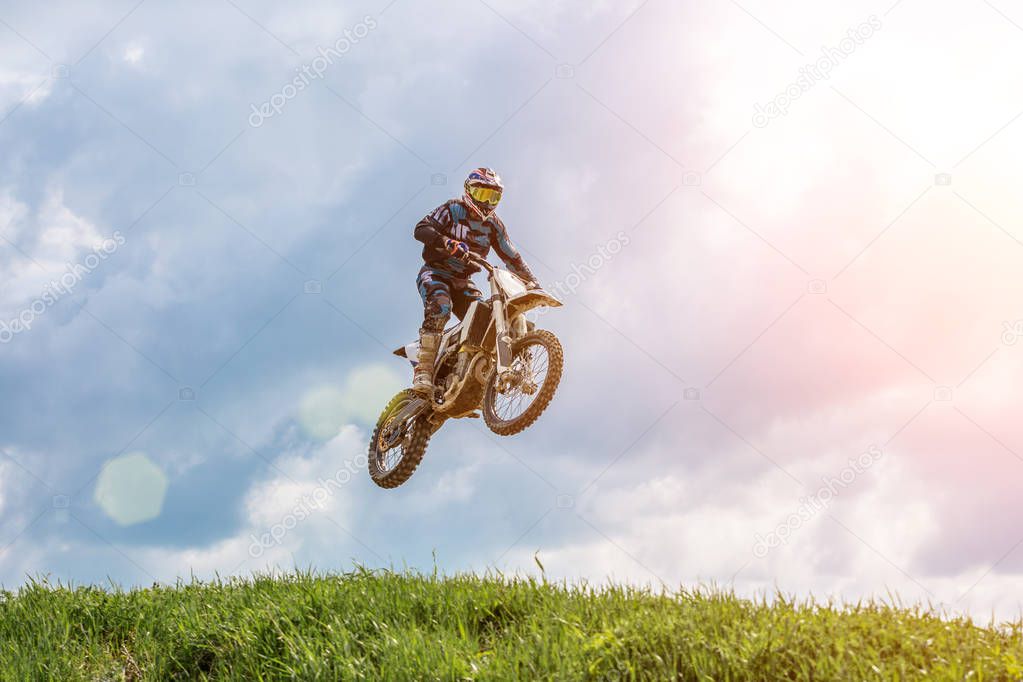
[463,167,503,219]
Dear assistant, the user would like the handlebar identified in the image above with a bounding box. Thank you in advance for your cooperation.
[464,251,496,274]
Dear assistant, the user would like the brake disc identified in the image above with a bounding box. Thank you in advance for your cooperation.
[378,418,404,450]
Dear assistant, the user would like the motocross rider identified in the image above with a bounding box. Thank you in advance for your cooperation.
[411,167,539,395]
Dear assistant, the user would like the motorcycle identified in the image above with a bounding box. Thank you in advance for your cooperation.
[368,252,564,489]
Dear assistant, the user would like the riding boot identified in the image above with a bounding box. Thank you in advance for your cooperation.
[412,329,441,396]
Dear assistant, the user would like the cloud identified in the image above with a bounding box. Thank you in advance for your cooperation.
[500,451,1023,621]
[297,363,404,440]
[0,45,51,114]
[122,43,144,65]
[0,185,113,312]
[133,423,368,579]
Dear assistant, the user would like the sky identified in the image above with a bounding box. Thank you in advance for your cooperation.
[2,0,1023,621]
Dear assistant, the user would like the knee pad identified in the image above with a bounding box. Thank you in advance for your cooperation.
[424,294,452,332]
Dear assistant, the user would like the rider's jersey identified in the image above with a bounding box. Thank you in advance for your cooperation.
[414,199,536,282]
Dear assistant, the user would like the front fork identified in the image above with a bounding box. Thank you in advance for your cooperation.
[492,298,529,391]
[492,298,514,379]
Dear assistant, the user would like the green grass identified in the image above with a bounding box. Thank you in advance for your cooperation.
[1,569,1021,680]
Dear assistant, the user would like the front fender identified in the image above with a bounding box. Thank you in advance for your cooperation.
[506,289,563,316]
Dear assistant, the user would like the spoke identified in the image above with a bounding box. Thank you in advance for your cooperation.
[489,340,553,423]
[377,403,418,473]
[531,368,548,387]
[501,393,516,419]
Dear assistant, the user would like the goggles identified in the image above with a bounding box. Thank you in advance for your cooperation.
[467,185,502,206]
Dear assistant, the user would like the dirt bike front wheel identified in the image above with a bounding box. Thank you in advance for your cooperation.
[483,329,564,436]
[368,389,434,489]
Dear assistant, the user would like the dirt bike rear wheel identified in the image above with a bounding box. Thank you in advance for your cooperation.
[482,329,563,436]
[368,389,433,489]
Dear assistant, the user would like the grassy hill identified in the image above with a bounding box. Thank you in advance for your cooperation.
[1,569,1021,680]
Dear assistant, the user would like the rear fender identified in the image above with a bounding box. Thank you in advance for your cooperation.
[393,341,419,366]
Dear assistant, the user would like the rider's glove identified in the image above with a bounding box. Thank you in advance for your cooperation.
[443,238,471,260]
